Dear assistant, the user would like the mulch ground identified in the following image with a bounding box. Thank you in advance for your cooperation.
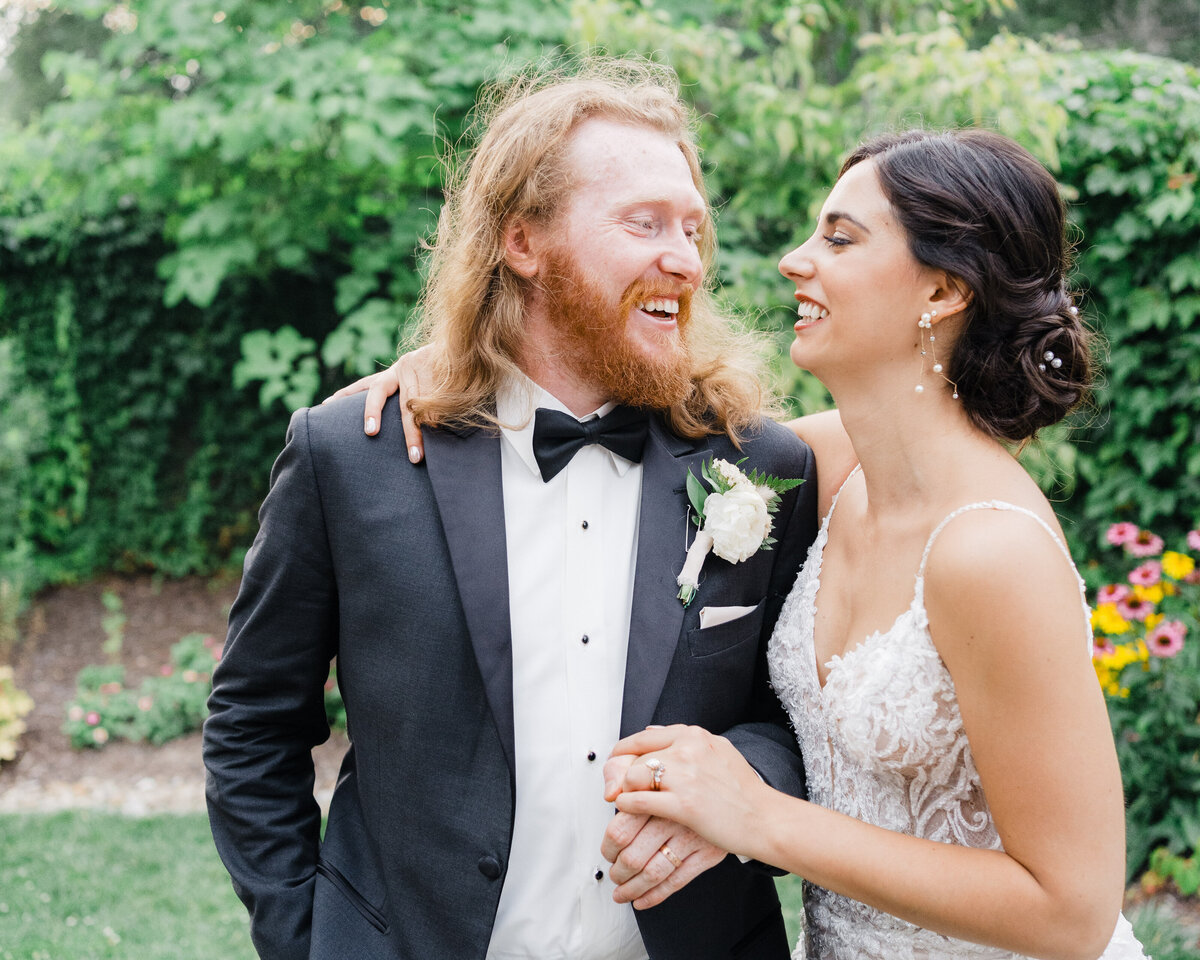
[0,574,346,813]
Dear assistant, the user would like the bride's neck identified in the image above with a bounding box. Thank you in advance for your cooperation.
[833,384,998,514]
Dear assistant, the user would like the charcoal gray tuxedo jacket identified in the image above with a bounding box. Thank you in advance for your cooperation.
[203,394,818,960]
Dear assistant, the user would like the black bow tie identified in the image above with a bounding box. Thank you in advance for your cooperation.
[531,406,650,482]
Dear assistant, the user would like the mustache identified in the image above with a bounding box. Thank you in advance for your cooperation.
[619,281,694,322]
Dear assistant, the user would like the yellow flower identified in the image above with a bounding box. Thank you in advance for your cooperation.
[1133,584,1164,604]
[1146,613,1163,630]
[1162,551,1195,581]
[1092,604,1131,636]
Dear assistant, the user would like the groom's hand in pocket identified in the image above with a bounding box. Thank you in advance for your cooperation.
[601,757,727,910]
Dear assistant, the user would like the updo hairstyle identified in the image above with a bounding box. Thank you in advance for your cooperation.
[841,129,1093,442]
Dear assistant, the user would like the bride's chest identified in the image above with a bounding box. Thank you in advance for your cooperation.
[769,574,968,780]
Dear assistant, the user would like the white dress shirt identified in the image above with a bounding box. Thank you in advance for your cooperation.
[485,378,650,960]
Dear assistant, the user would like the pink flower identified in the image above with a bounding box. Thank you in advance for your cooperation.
[182,670,199,683]
[160,665,173,676]
[67,705,85,722]
[1127,529,1165,557]
[203,635,217,648]
[1147,621,1186,658]
[138,696,154,712]
[1128,561,1162,586]
[1117,595,1153,621]
[1188,529,1200,551]
[99,681,123,695]
[85,711,101,726]
[1106,522,1139,546]
[210,644,223,661]
[92,727,110,745]
[1093,638,1116,658]
[1097,584,1131,604]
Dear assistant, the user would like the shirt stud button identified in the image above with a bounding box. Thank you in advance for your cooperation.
[594,869,604,881]
[581,520,589,530]
[581,634,589,645]
[587,751,596,762]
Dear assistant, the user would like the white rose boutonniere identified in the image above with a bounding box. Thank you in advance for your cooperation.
[675,457,805,606]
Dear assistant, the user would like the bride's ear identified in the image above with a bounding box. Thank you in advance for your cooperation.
[927,272,972,323]
[503,218,542,279]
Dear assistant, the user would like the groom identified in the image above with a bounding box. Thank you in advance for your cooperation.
[204,58,817,960]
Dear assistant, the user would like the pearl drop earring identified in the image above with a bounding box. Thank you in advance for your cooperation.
[916,310,959,399]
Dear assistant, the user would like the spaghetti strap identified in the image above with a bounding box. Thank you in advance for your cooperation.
[822,463,862,527]
[916,500,1091,650]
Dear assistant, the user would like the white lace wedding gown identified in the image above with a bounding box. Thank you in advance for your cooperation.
[767,469,1149,960]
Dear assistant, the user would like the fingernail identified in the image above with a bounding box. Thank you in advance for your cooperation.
[409,446,421,463]
[366,417,377,434]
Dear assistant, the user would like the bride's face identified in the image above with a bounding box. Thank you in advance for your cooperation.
[778,159,942,388]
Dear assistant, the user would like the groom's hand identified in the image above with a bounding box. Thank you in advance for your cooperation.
[601,754,727,909]
[601,810,726,909]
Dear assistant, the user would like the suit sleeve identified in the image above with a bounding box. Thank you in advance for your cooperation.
[722,437,818,802]
[203,407,338,960]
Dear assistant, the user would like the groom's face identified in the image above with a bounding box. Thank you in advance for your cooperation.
[524,118,708,407]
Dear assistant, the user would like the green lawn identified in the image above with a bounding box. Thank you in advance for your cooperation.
[0,812,255,960]
[1,813,1193,959]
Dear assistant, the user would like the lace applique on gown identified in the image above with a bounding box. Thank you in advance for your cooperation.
[767,468,1148,960]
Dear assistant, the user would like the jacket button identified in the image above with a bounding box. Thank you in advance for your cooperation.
[478,856,502,880]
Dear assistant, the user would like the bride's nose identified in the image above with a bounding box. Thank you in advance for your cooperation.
[779,242,815,281]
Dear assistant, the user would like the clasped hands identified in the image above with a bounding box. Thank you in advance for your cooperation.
[600,724,771,909]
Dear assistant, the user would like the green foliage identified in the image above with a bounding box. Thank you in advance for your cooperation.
[1054,52,1200,546]
[0,0,573,602]
[1,0,1199,603]
[1090,525,1200,876]
[99,589,125,661]
[1148,846,1200,897]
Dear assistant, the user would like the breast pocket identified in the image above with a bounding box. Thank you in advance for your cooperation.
[686,597,767,658]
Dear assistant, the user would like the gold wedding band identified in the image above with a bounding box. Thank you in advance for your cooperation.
[659,844,683,869]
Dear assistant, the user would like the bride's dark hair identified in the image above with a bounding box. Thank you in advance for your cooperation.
[840,129,1094,443]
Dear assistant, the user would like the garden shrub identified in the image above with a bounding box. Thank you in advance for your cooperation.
[0,665,35,762]
[1056,52,1200,545]
[64,632,346,749]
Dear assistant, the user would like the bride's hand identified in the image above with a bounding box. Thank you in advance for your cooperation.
[323,345,434,462]
[603,725,772,862]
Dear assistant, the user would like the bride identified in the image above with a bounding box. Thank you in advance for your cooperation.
[332,129,1146,959]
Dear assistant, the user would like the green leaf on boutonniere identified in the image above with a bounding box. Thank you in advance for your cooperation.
[686,468,709,524]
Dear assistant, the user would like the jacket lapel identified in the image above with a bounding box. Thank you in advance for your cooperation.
[620,419,710,737]
[423,426,517,778]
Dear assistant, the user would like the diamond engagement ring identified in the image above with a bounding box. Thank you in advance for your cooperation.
[659,844,683,868]
[644,757,666,790]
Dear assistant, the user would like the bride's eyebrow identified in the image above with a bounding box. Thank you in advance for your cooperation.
[824,211,871,234]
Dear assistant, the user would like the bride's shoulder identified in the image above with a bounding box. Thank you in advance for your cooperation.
[919,499,1085,661]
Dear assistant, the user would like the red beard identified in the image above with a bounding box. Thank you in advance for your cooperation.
[538,254,694,410]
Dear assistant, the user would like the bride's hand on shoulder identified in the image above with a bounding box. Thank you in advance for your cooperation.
[323,345,434,462]
[603,725,775,861]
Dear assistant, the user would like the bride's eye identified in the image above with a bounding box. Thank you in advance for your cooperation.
[823,234,851,248]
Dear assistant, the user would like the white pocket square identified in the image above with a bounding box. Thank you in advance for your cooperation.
[698,604,758,629]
